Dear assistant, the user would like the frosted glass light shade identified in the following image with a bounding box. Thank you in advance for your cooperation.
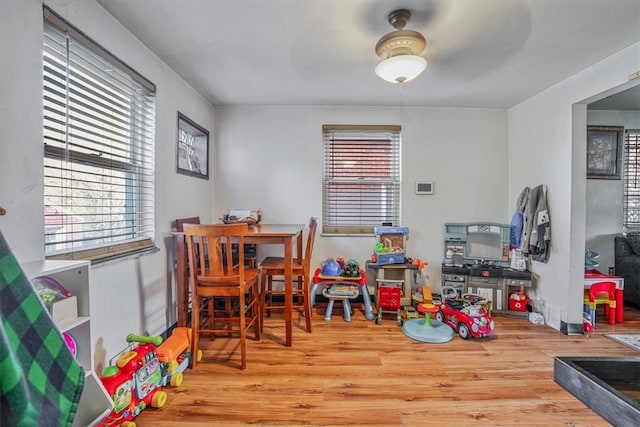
[375,55,427,83]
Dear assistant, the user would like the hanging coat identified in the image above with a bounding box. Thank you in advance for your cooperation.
[510,187,529,248]
[521,185,541,255]
[530,185,551,262]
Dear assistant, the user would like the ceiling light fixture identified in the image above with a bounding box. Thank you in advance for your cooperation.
[375,9,427,84]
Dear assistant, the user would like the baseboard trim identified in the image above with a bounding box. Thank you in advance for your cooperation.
[561,321,584,336]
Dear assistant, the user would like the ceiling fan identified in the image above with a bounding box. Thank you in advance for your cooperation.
[374,9,427,83]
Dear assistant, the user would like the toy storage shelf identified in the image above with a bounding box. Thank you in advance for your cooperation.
[22,260,113,427]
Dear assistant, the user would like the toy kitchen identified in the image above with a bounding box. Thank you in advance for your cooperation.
[441,222,534,317]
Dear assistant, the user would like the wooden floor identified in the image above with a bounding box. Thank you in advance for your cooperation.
[135,304,640,426]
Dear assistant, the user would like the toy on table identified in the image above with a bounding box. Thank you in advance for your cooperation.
[320,258,342,276]
[98,334,168,427]
[371,226,409,266]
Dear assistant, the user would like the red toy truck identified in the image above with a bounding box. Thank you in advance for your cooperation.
[98,334,167,427]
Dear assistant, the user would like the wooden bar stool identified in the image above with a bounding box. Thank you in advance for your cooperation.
[260,217,317,333]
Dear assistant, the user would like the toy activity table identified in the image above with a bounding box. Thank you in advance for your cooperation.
[584,269,624,323]
[311,268,375,321]
[322,284,359,322]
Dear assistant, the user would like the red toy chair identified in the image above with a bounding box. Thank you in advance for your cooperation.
[583,281,617,327]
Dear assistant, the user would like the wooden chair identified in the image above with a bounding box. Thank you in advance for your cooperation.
[175,216,201,232]
[260,217,317,333]
[583,281,617,327]
[183,223,260,369]
[174,217,201,327]
[176,217,257,267]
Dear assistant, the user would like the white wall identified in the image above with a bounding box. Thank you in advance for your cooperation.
[585,110,640,272]
[508,43,640,330]
[213,105,509,288]
[0,0,214,372]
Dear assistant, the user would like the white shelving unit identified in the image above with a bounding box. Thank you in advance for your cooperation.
[22,260,113,427]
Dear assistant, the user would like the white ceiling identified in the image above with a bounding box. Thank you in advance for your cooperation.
[96,0,640,109]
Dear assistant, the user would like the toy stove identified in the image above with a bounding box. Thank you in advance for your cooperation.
[468,263,505,278]
[443,261,532,279]
[441,222,534,316]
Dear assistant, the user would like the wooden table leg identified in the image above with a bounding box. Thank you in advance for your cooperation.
[284,236,293,347]
[175,234,188,328]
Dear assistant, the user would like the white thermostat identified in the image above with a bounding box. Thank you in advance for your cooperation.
[415,181,434,195]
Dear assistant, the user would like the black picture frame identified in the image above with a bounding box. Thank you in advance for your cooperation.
[177,112,209,179]
[586,125,623,180]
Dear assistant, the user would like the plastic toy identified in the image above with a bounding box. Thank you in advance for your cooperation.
[320,258,342,276]
[98,334,168,427]
[435,299,495,339]
[62,332,77,357]
[32,275,71,305]
[583,312,594,333]
[401,285,454,343]
[404,305,418,319]
[342,259,360,277]
[375,279,403,326]
[156,327,202,387]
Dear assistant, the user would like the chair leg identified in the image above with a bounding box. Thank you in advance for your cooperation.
[191,294,201,369]
[303,274,313,333]
[252,283,261,341]
[260,272,267,332]
[239,292,247,370]
[609,304,616,325]
[208,297,215,339]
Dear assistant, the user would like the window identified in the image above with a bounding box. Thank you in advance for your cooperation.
[322,125,401,235]
[624,129,640,228]
[43,7,156,261]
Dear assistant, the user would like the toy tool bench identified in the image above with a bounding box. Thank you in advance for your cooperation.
[367,227,417,310]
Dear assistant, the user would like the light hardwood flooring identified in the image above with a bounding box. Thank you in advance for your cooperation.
[134,304,640,426]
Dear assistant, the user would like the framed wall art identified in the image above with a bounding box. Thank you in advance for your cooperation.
[586,125,623,180]
[177,112,209,179]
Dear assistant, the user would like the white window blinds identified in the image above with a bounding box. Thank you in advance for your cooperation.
[43,7,156,260]
[624,129,640,228]
[322,125,401,234]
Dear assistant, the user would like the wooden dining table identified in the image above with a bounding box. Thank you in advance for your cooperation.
[174,223,304,347]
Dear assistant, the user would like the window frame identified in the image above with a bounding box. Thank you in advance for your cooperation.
[43,6,156,262]
[623,128,640,229]
[322,124,402,235]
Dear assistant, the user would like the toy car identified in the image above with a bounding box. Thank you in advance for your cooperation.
[435,299,495,339]
[404,305,418,319]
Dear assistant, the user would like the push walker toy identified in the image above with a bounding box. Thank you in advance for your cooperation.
[375,278,404,326]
